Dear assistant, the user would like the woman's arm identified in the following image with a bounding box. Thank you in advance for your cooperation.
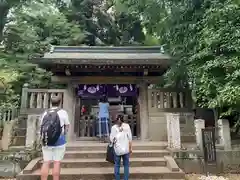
[127,124,133,153]
[110,126,117,143]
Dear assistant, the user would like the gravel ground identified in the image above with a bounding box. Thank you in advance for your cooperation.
[185,174,240,180]
[0,174,240,180]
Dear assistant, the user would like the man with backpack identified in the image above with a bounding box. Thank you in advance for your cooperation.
[40,95,70,180]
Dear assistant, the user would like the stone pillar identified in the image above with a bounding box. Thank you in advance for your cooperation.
[194,119,205,150]
[218,119,231,150]
[25,115,40,148]
[138,81,149,141]
[20,83,29,109]
[63,83,75,142]
[1,120,17,150]
[166,113,181,149]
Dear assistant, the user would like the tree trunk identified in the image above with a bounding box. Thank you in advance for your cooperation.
[0,4,10,43]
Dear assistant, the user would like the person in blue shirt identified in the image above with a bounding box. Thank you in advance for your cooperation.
[40,95,70,180]
[97,95,110,142]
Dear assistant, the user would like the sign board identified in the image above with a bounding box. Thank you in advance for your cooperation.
[202,128,217,164]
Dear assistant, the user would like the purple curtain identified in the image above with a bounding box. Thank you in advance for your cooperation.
[78,84,105,98]
[78,84,138,98]
[107,84,137,96]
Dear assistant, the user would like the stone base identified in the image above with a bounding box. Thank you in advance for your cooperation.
[171,149,240,174]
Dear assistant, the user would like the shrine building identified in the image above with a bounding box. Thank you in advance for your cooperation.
[21,46,193,145]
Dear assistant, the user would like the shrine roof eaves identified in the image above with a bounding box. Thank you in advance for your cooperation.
[30,46,171,66]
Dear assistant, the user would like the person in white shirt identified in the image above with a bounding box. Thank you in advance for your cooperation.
[110,114,132,180]
[40,95,70,180]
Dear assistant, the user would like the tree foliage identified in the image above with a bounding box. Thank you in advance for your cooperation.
[0,0,240,130]
[122,0,240,127]
[0,0,146,108]
[0,0,28,42]
[4,1,85,53]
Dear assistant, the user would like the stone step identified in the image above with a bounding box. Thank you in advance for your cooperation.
[181,135,196,143]
[17,167,185,180]
[64,150,170,159]
[13,128,26,136]
[16,141,184,180]
[7,146,25,152]
[41,157,167,168]
[16,116,27,128]
[12,136,26,146]
[66,143,167,151]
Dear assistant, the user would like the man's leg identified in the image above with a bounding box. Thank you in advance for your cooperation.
[41,162,50,180]
[41,147,52,180]
[122,153,130,180]
[52,145,66,180]
[52,161,61,180]
[114,153,121,180]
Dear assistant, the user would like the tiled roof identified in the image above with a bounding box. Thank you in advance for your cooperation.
[31,46,171,66]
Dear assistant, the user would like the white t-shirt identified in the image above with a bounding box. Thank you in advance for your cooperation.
[40,107,70,134]
[110,123,132,155]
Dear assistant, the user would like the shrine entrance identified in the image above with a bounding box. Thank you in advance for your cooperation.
[30,46,172,141]
[74,84,140,140]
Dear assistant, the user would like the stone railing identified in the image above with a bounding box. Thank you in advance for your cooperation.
[0,108,19,149]
[20,84,66,114]
[148,88,193,113]
[0,108,19,139]
[0,108,19,123]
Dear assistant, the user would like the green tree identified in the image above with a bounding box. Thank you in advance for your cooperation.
[123,0,240,129]
[3,1,85,53]
[0,0,28,42]
[0,0,85,107]
[62,0,145,45]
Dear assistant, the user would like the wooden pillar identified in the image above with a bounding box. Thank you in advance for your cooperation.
[138,81,149,141]
[63,83,76,142]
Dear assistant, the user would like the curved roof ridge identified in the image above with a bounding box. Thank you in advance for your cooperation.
[50,45,165,54]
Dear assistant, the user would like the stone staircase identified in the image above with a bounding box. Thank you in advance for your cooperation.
[17,141,185,180]
[11,115,27,146]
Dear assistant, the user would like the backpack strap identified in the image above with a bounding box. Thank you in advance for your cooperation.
[50,108,66,130]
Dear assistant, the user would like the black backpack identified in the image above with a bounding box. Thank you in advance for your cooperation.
[40,108,62,146]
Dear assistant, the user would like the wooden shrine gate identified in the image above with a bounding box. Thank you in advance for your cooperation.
[75,97,140,139]
[20,84,140,141]
[77,114,139,139]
